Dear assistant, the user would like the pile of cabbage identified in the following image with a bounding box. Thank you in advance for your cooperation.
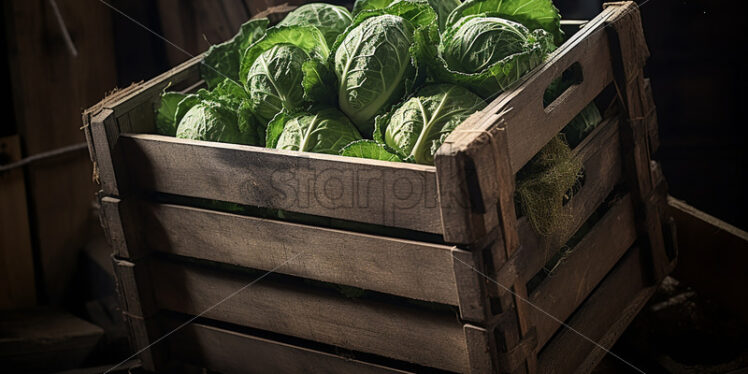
[156,0,586,165]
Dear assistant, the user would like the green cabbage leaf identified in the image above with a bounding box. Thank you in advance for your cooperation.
[332,0,437,135]
[375,84,486,164]
[201,18,269,89]
[266,107,362,155]
[278,3,353,46]
[447,0,563,45]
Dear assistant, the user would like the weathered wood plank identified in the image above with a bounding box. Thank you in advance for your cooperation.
[89,109,125,196]
[439,5,620,182]
[138,201,460,305]
[121,313,164,372]
[104,56,202,118]
[670,197,748,325]
[463,324,494,374]
[529,194,637,350]
[120,134,442,234]
[0,135,36,309]
[498,117,623,287]
[167,321,414,374]
[452,248,488,322]
[100,197,144,259]
[606,2,669,283]
[434,5,620,245]
[643,79,659,154]
[112,257,157,319]
[148,258,470,373]
[537,247,654,374]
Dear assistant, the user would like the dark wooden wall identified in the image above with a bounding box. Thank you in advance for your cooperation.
[3,0,118,305]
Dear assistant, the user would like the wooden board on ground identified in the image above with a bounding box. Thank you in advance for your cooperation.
[0,135,36,309]
[670,197,748,324]
[0,307,103,371]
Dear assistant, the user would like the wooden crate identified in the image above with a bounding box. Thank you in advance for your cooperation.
[83,2,677,373]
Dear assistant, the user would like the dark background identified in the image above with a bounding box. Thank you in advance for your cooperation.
[0,0,745,372]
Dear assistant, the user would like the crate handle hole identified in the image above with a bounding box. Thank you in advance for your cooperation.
[543,62,584,112]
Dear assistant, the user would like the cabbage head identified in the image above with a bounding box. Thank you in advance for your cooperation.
[442,17,535,74]
[376,84,486,164]
[201,18,269,89]
[352,0,460,31]
[240,26,330,123]
[246,44,309,122]
[447,0,563,45]
[278,3,353,46]
[421,15,554,98]
[155,92,187,136]
[172,79,263,146]
[176,101,253,145]
[334,15,417,135]
[266,108,363,155]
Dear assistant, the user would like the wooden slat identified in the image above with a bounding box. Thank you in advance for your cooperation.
[463,324,494,374]
[89,109,124,196]
[529,194,637,350]
[102,56,202,118]
[643,79,659,154]
[0,135,36,309]
[439,5,620,181]
[434,4,622,244]
[606,2,670,283]
[99,197,144,259]
[537,247,655,374]
[112,257,157,319]
[498,116,623,287]
[670,197,748,324]
[148,258,470,373]
[167,321,413,374]
[120,313,164,372]
[136,201,460,306]
[119,134,442,234]
[452,249,488,322]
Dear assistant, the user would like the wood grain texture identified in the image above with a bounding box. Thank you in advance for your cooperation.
[537,247,654,374]
[148,258,470,373]
[452,248,487,322]
[136,201,460,305]
[529,194,637,350]
[89,109,124,196]
[434,5,620,245]
[99,197,144,259]
[0,135,36,309]
[670,197,748,324]
[167,321,413,374]
[463,324,494,374]
[120,134,442,234]
[4,0,117,304]
[112,257,157,319]
[438,5,619,180]
[606,2,670,283]
[121,313,163,372]
[498,117,623,287]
